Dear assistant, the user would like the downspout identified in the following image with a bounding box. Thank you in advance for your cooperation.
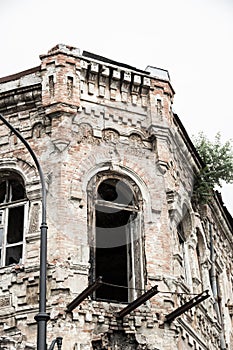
[209,222,227,349]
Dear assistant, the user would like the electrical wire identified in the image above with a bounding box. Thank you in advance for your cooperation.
[101,281,200,296]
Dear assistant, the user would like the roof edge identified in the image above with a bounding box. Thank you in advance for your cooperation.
[173,112,205,168]
[0,66,40,84]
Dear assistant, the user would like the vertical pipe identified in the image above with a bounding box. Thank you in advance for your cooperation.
[209,222,226,349]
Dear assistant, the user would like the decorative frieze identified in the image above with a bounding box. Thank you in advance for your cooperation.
[80,59,151,107]
[79,105,146,129]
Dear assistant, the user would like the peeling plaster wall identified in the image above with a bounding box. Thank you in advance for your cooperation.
[0,44,232,349]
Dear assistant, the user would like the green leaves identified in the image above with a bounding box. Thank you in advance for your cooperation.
[192,132,233,203]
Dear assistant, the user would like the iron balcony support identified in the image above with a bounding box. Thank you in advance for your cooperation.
[116,285,159,318]
[165,289,210,323]
[66,277,103,312]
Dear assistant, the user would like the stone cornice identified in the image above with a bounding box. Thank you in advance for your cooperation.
[0,83,41,112]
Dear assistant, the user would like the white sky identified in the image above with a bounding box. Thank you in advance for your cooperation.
[0,0,233,214]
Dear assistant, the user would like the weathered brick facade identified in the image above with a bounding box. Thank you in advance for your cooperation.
[0,44,232,349]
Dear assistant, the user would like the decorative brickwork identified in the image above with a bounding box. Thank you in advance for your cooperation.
[0,44,232,349]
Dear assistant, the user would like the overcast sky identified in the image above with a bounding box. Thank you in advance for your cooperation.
[0,0,233,214]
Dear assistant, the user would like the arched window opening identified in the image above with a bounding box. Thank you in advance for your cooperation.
[89,174,144,303]
[177,209,192,288]
[177,222,187,281]
[196,229,205,280]
[0,172,27,267]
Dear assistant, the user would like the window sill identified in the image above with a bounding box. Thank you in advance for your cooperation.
[0,263,24,274]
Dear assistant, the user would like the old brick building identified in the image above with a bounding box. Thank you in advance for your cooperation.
[0,44,232,349]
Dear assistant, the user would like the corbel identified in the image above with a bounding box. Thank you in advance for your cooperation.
[88,62,99,95]
[99,66,110,97]
[121,71,131,102]
[110,69,121,100]
[131,74,141,105]
[141,76,150,107]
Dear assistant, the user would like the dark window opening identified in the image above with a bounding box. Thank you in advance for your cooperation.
[0,228,3,246]
[95,206,133,302]
[177,222,185,244]
[177,222,185,266]
[0,182,6,203]
[7,206,24,244]
[98,179,134,206]
[6,245,23,265]
[177,222,187,281]
[10,180,25,201]
[0,176,26,204]
[91,176,142,303]
[0,212,3,225]
[0,172,27,267]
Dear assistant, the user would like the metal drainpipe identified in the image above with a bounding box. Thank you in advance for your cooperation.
[209,222,227,350]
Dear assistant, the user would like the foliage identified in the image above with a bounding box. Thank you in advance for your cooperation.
[192,132,233,203]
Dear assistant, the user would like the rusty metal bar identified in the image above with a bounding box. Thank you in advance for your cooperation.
[165,289,210,323]
[66,277,103,312]
[116,285,159,318]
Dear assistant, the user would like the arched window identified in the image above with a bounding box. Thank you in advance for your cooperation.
[177,208,192,288]
[195,229,205,285]
[177,221,188,282]
[0,172,27,267]
[88,173,144,303]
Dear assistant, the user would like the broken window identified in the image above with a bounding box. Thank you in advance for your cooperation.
[88,173,144,303]
[177,222,187,280]
[0,172,27,267]
[177,214,192,288]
